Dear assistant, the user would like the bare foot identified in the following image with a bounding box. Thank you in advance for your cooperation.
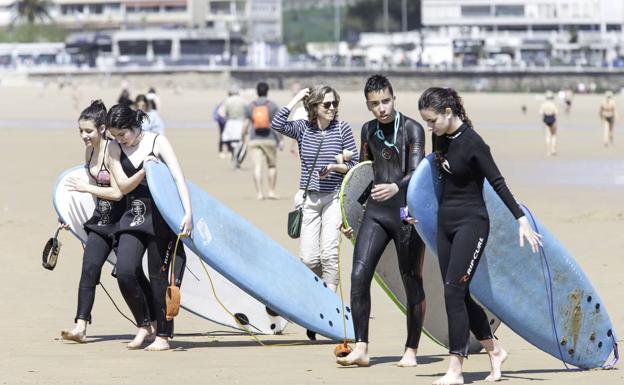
[484,348,508,382]
[267,192,280,200]
[127,326,153,350]
[145,336,170,351]
[433,372,464,385]
[336,343,369,367]
[396,347,418,367]
[60,327,86,343]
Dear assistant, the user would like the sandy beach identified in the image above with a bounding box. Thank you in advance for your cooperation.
[0,81,622,385]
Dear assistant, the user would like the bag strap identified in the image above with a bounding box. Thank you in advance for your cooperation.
[301,130,325,202]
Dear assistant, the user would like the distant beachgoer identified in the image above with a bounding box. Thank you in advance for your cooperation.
[118,89,133,108]
[241,82,282,200]
[222,85,248,166]
[214,99,230,158]
[564,89,573,114]
[539,91,559,156]
[135,94,165,135]
[599,91,617,147]
[146,87,161,110]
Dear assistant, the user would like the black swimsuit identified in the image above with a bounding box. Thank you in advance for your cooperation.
[83,140,124,237]
[350,113,427,348]
[114,135,185,338]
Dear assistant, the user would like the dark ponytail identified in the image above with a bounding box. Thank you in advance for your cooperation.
[418,87,473,174]
[106,103,148,131]
[78,99,107,128]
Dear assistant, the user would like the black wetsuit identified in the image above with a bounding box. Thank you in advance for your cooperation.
[115,135,185,338]
[75,140,133,323]
[351,113,426,348]
[434,123,524,357]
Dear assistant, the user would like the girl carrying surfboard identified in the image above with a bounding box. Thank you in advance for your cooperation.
[418,87,541,385]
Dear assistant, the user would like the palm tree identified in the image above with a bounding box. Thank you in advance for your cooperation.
[12,0,53,25]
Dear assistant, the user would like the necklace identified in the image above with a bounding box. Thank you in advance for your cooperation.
[374,111,400,154]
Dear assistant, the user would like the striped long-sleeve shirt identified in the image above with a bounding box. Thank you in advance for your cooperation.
[272,107,359,193]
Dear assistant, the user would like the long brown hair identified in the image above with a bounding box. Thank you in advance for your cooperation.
[303,85,340,125]
[418,87,472,174]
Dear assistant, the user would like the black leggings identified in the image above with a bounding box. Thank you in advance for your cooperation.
[116,232,173,338]
[351,203,426,348]
[438,209,493,357]
[75,231,151,323]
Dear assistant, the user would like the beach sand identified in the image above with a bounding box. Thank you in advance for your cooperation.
[0,83,622,385]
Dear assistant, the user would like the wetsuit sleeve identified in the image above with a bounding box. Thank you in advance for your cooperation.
[472,139,524,219]
[396,119,425,190]
[340,121,359,170]
[360,122,372,162]
[271,106,306,141]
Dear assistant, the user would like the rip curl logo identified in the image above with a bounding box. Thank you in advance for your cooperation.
[97,200,112,226]
[381,147,393,160]
[459,237,484,284]
[442,159,453,174]
[130,200,146,227]
[161,240,174,271]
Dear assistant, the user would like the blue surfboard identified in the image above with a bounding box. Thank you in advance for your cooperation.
[145,160,355,341]
[52,166,288,334]
[407,154,617,369]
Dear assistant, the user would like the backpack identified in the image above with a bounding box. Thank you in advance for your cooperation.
[251,101,271,130]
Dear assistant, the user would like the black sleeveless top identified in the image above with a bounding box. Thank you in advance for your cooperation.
[84,140,125,237]
[116,135,172,239]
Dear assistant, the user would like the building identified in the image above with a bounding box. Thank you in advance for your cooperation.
[421,0,624,67]
[1,0,282,43]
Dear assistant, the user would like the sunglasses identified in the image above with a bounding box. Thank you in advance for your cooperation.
[320,101,339,109]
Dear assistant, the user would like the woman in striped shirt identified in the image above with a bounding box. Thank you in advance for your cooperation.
[272,85,358,325]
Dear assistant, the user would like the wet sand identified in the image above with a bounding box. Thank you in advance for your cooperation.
[0,83,622,385]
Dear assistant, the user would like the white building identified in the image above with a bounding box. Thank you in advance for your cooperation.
[0,0,282,43]
[421,0,624,67]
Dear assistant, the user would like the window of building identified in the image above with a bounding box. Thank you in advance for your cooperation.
[495,5,524,17]
[153,40,172,56]
[164,5,186,12]
[460,5,491,17]
[210,1,231,15]
[180,39,225,55]
[119,41,148,56]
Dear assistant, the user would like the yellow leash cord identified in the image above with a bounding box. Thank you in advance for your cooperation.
[190,239,307,347]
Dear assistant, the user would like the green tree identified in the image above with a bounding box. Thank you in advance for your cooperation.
[12,0,53,25]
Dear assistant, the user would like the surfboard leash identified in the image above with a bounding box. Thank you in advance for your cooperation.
[335,232,353,357]
[188,238,308,348]
[520,203,570,370]
[77,243,137,328]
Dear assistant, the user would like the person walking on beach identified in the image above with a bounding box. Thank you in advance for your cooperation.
[222,85,248,166]
[135,94,165,135]
[107,104,192,351]
[599,91,616,147]
[241,82,282,199]
[272,85,358,340]
[539,91,559,156]
[61,100,139,343]
[337,75,426,368]
[418,87,541,385]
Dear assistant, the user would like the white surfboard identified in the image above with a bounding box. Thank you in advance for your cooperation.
[340,161,502,352]
[53,166,288,334]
